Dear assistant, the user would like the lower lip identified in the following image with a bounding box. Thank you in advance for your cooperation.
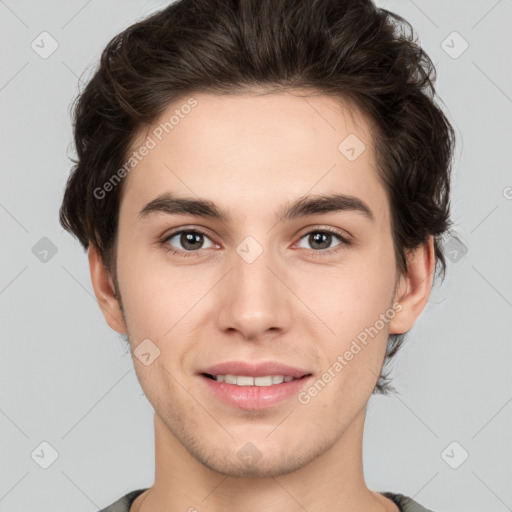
[199,374,312,410]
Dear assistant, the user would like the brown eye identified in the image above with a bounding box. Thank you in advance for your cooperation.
[308,232,334,250]
[163,229,215,254]
[296,228,351,256]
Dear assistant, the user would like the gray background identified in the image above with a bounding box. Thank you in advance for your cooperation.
[1,0,511,511]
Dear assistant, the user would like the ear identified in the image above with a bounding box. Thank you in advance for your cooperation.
[88,243,127,335]
[388,235,436,335]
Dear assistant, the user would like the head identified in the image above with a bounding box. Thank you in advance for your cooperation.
[60,0,456,477]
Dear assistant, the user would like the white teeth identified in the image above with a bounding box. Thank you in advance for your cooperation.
[213,374,297,386]
[224,374,237,384]
[236,375,254,386]
[254,376,273,386]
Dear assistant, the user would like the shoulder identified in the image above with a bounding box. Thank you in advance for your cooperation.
[99,489,443,512]
[382,491,440,512]
[98,489,148,512]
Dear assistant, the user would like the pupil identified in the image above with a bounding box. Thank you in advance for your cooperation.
[182,232,202,250]
[311,232,330,249]
[178,232,332,251]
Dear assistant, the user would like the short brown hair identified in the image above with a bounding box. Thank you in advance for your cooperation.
[60,0,457,394]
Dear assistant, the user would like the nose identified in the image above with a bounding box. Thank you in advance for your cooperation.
[215,247,293,341]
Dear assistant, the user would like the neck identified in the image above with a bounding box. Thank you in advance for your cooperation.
[132,407,397,512]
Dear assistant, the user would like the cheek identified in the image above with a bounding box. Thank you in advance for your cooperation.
[116,249,175,340]
[116,249,216,346]
[310,248,396,378]
[311,269,395,411]
[322,263,395,335]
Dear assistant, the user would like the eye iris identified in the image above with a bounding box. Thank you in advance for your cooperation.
[181,232,203,250]
[310,232,331,250]
[172,231,338,252]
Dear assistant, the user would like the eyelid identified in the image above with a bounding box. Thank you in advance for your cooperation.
[293,225,352,254]
[160,224,352,257]
[295,224,351,242]
[161,226,217,248]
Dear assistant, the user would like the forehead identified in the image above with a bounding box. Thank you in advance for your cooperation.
[120,91,388,225]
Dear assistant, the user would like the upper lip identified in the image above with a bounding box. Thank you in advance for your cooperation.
[198,361,311,379]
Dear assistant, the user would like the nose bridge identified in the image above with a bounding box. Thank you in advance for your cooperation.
[216,235,291,338]
[233,243,276,299]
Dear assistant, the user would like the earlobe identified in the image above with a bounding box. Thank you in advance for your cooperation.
[388,236,436,335]
[88,243,127,335]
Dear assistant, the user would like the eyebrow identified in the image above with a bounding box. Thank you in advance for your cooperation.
[138,192,375,224]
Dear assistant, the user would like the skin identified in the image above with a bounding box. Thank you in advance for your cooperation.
[89,90,435,512]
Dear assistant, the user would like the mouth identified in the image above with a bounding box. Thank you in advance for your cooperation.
[201,373,311,387]
[197,362,313,410]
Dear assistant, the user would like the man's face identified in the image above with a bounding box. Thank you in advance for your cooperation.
[113,91,401,477]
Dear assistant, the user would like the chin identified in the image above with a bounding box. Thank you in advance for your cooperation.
[184,433,328,479]
[196,450,308,478]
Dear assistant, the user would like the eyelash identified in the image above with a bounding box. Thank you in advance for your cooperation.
[159,226,352,259]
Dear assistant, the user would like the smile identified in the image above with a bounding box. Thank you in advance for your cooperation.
[199,373,312,410]
[203,374,302,386]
